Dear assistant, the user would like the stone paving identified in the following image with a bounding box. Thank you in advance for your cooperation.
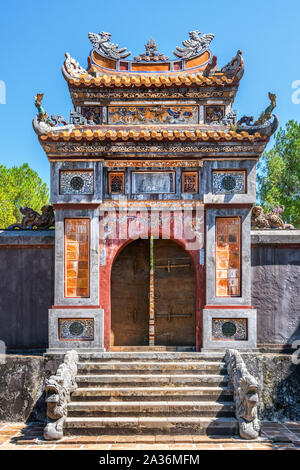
[0,421,299,450]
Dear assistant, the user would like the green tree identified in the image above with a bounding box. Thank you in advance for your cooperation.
[257,120,300,228]
[0,163,49,228]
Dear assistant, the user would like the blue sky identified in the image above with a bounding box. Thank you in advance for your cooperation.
[0,0,299,185]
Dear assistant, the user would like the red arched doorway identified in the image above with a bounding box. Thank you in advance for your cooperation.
[110,238,196,347]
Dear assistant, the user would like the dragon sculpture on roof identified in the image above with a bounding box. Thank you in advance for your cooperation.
[88,31,131,59]
[173,30,214,59]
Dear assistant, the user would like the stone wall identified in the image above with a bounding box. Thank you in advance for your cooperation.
[0,230,54,351]
[242,353,300,421]
[0,229,299,351]
[0,355,60,423]
[251,231,300,349]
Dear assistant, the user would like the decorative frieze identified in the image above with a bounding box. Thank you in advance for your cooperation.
[65,219,90,298]
[212,318,247,340]
[104,160,202,167]
[108,105,199,125]
[58,319,94,341]
[215,217,241,297]
[213,170,246,194]
[70,88,233,101]
[60,170,94,195]
[53,142,259,155]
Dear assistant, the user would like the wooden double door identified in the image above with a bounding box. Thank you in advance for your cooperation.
[111,239,196,347]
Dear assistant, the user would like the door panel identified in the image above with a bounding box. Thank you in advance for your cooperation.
[154,240,196,346]
[111,239,150,346]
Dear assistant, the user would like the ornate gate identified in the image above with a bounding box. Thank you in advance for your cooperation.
[111,238,196,347]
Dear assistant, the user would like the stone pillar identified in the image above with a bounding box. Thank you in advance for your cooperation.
[202,160,257,350]
[47,161,105,353]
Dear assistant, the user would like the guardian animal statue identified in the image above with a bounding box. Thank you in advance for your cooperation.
[251,205,294,230]
[255,92,277,125]
[34,93,54,127]
[220,50,244,79]
[225,349,261,440]
[88,31,131,59]
[173,30,214,59]
[236,92,278,137]
[7,205,55,230]
[44,350,79,440]
[33,93,74,135]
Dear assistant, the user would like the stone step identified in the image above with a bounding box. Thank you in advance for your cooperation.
[110,346,195,352]
[64,416,238,436]
[77,361,227,375]
[76,352,225,363]
[75,374,228,388]
[67,400,235,418]
[71,386,233,402]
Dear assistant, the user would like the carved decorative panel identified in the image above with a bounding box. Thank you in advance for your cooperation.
[108,172,125,194]
[215,217,241,297]
[212,318,247,340]
[60,170,94,195]
[58,318,94,341]
[108,105,199,125]
[132,171,175,194]
[182,171,198,193]
[213,170,246,194]
[81,107,102,125]
[64,219,90,297]
[205,105,225,123]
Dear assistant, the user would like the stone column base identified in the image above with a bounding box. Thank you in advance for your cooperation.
[202,308,257,350]
[47,308,105,352]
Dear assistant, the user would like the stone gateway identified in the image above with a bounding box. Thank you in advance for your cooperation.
[1,28,298,443]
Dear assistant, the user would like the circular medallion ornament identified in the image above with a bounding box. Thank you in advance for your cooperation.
[69,321,84,337]
[222,321,237,338]
[70,176,84,191]
[221,174,236,191]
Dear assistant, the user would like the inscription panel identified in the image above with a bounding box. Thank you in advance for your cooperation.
[132,171,176,194]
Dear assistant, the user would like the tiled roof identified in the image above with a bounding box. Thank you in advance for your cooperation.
[40,128,266,142]
[67,73,235,88]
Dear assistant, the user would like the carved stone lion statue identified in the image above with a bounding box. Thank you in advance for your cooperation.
[7,205,55,230]
[251,205,294,230]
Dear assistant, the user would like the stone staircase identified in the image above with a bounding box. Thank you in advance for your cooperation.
[64,352,238,436]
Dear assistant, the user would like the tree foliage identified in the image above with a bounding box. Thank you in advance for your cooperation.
[257,120,300,228]
[0,163,49,228]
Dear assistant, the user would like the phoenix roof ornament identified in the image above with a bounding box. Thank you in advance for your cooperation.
[173,30,214,59]
[88,31,131,59]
